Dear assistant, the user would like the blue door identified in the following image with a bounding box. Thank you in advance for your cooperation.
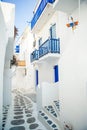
[36,70,38,86]
[54,65,59,82]
[50,24,56,39]
[38,38,42,46]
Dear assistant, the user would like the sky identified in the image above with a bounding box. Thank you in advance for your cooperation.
[3,0,37,40]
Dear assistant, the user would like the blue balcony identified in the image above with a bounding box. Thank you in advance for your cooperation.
[30,49,39,62]
[31,0,55,30]
[39,38,60,58]
[30,38,60,63]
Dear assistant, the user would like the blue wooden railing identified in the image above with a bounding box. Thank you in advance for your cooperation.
[39,38,60,58]
[30,50,39,62]
[31,0,55,30]
[30,38,60,62]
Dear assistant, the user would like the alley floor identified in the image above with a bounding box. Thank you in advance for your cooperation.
[2,90,47,130]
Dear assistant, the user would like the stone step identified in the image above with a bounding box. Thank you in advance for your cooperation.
[43,105,60,124]
[53,100,60,116]
[38,110,61,130]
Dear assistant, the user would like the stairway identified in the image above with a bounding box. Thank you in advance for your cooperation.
[38,100,62,130]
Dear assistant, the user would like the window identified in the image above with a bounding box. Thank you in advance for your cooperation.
[54,65,59,82]
[50,24,56,39]
[38,38,42,46]
[15,45,20,53]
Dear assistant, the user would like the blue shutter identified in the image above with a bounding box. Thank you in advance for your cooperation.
[36,70,38,86]
[54,65,59,82]
[15,45,20,53]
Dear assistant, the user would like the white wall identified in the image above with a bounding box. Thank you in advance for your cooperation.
[33,1,87,129]
[33,11,60,85]
[12,27,35,91]
[35,11,59,49]
[0,2,15,128]
[36,59,58,84]
[58,1,87,130]
[0,6,7,128]
[37,82,59,111]
[3,2,15,106]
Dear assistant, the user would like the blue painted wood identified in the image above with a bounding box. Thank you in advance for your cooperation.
[36,70,38,86]
[30,38,60,62]
[54,65,59,82]
[31,0,55,29]
[30,50,39,62]
[15,45,20,53]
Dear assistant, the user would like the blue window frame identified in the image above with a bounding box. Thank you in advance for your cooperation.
[36,70,38,86]
[54,65,59,82]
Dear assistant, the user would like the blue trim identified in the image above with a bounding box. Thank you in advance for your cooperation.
[15,45,20,53]
[39,38,60,58]
[30,38,60,62]
[30,50,39,62]
[36,70,38,86]
[54,65,59,82]
[31,0,55,29]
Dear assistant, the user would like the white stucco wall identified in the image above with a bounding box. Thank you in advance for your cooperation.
[0,3,8,127]
[35,11,59,49]
[34,11,60,85]
[0,2,15,128]
[58,1,87,130]
[36,59,59,84]
[33,1,87,129]
[3,2,15,106]
[12,27,35,91]
[37,82,59,111]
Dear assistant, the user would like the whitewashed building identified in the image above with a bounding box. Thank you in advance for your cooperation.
[13,26,35,91]
[30,0,87,130]
[0,1,15,129]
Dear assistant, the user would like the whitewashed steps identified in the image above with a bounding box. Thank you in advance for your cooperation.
[38,110,61,130]
[43,105,60,124]
[53,100,60,117]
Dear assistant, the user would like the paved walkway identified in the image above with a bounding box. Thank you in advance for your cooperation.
[3,90,47,130]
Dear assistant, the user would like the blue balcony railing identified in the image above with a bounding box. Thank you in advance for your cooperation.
[30,50,39,62]
[31,0,55,30]
[39,38,60,58]
[30,38,60,62]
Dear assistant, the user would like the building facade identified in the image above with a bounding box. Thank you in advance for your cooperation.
[13,26,35,91]
[30,0,87,130]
